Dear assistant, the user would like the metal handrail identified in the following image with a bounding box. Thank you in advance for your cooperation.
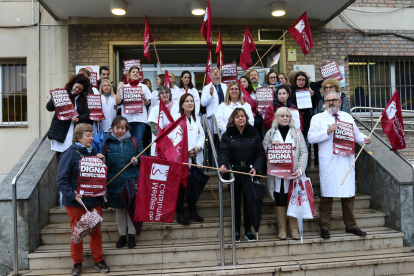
[11,133,48,276]
[202,114,236,266]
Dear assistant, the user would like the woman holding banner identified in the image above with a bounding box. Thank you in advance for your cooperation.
[56,123,109,275]
[116,66,152,142]
[179,71,201,117]
[263,107,308,240]
[216,82,255,135]
[98,79,117,133]
[46,74,92,152]
[100,116,144,249]
[218,108,265,242]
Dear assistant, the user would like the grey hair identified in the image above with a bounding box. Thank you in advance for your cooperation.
[157,85,172,101]
[325,91,341,99]
[271,107,297,130]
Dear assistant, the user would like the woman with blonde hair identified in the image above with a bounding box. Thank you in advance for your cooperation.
[216,81,254,135]
[98,79,117,132]
[314,78,350,115]
[263,107,308,240]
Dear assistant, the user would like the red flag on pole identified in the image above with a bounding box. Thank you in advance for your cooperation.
[237,80,257,115]
[143,15,154,61]
[157,100,175,136]
[200,0,212,49]
[164,70,171,88]
[287,12,314,56]
[239,25,257,71]
[134,156,185,223]
[215,29,224,69]
[205,51,212,85]
[381,90,406,150]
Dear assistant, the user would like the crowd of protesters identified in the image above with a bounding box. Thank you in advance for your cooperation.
[47,64,371,275]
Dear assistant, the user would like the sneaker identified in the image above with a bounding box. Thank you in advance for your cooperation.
[71,263,82,276]
[94,260,110,273]
[128,234,136,248]
[235,232,240,243]
[245,231,257,242]
[116,235,126,248]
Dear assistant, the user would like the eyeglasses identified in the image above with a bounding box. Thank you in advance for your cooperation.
[325,86,336,90]
[159,92,170,95]
[324,99,340,103]
[297,78,306,82]
[269,76,277,79]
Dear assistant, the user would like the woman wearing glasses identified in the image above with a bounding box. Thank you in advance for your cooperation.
[263,70,282,96]
[313,78,350,115]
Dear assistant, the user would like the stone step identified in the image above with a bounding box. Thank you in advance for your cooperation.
[28,227,404,270]
[42,208,383,245]
[15,247,414,275]
[49,194,371,223]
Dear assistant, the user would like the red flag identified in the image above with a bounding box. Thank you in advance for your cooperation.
[239,25,257,71]
[287,12,314,56]
[381,90,406,150]
[237,80,257,115]
[164,70,171,88]
[143,15,154,61]
[205,51,212,85]
[200,0,212,49]
[134,156,185,223]
[215,29,224,69]
[157,100,174,136]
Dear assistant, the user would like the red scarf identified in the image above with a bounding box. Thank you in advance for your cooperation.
[128,79,140,87]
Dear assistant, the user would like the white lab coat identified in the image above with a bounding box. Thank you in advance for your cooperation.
[147,104,180,156]
[120,83,153,123]
[215,101,255,135]
[171,85,185,111]
[308,110,368,198]
[98,95,117,132]
[179,87,201,117]
[148,89,159,116]
[186,116,205,166]
[201,82,228,133]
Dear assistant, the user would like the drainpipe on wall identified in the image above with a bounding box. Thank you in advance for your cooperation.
[38,1,41,138]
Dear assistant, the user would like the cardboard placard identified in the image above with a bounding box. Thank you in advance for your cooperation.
[77,156,107,197]
[256,87,274,113]
[87,95,106,121]
[90,72,98,88]
[333,120,355,155]
[123,59,144,82]
[320,61,343,81]
[122,86,143,114]
[267,143,294,179]
[49,88,79,120]
[221,63,238,85]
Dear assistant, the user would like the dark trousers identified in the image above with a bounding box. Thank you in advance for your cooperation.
[274,179,288,207]
[319,196,357,230]
[232,180,252,233]
[207,134,220,167]
[176,186,196,216]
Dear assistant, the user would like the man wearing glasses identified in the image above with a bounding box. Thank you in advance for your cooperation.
[308,91,372,239]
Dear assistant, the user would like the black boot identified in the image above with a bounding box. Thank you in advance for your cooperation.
[116,235,127,248]
[190,210,204,222]
[128,234,136,248]
[176,215,191,225]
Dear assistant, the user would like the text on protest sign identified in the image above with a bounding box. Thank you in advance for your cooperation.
[267,143,295,179]
[50,88,79,120]
[320,61,343,81]
[77,156,107,197]
[123,59,144,82]
[87,95,106,121]
[90,72,98,88]
[333,120,355,155]
[221,63,238,85]
[122,86,143,114]
[256,87,274,113]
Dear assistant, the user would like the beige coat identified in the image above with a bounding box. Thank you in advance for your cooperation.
[263,127,308,200]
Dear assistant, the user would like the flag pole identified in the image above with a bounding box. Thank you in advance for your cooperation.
[255,49,266,72]
[251,30,288,69]
[183,162,270,179]
[153,43,162,73]
[340,115,382,185]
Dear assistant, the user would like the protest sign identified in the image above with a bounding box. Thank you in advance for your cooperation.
[50,88,78,120]
[77,156,107,197]
[333,120,355,155]
[256,87,274,113]
[123,59,144,82]
[90,72,98,88]
[221,63,238,85]
[320,61,343,81]
[295,89,313,109]
[87,95,106,121]
[267,144,294,179]
[122,86,143,114]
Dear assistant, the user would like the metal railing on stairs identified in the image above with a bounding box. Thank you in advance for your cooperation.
[11,134,48,276]
[201,114,237,266]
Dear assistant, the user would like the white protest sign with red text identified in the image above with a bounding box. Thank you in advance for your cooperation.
[123,59,144,82]
[77,156,107,197]
[256,87,274,113]
[267,144,294,179]
[135,156,183,223]
[122,86,143,114]
[87,95,106,121]
[320,61,343,81]
[221,63,238,85]
[333,120,355,155]
[90,72,98,88]
[50,88,79,120]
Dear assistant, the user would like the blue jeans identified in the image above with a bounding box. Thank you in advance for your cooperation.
[129,122,147,141]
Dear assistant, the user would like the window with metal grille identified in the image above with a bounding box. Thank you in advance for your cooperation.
[349,57,414,112]
[0,60,27,125]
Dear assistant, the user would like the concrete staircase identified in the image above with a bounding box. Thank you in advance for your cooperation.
[16,167,414,275]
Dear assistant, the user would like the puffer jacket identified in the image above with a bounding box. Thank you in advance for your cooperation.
[262,127,308,200]
[56,143,102,207]
[218,124,266,182]
[100,132,144,208]
[313,92,351,115]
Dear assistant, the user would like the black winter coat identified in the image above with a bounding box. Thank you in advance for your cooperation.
[289,86,318,137]
[56,143,102,208]
[46,93,92,143]
[218,124,265,181]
